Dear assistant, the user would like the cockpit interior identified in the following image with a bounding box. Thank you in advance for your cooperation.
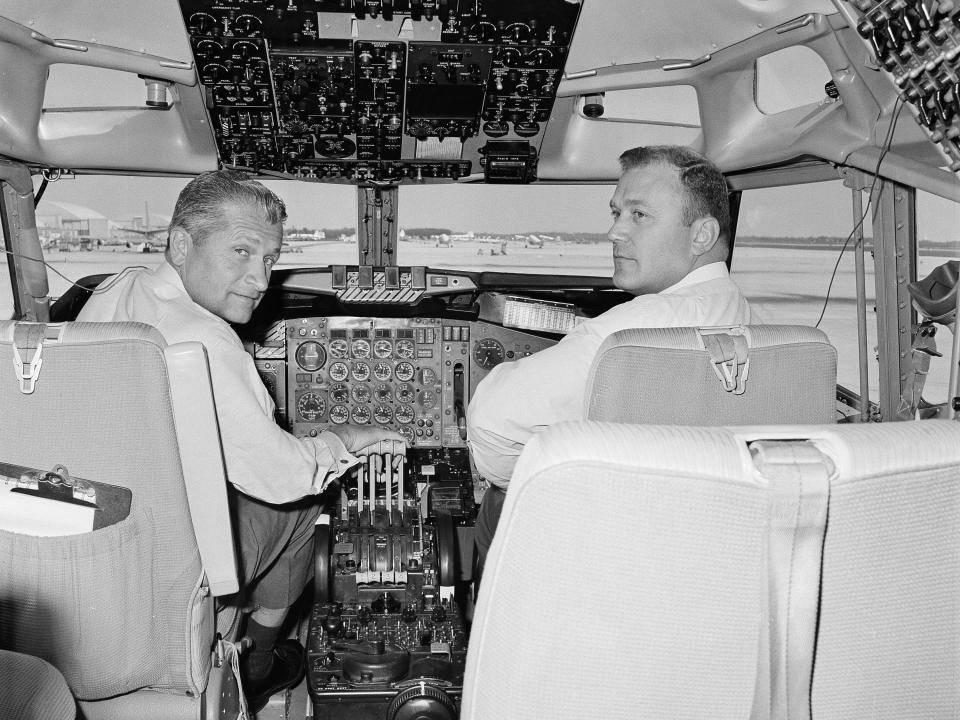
[1,1,960,718]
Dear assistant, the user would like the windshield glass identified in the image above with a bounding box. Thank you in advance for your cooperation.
[396,184,615,276]
[34,175,359,299]
[32,176,619,301]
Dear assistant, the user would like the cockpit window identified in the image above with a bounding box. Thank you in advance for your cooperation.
[396,183,615,275]
[755,46,834,115]
[35,176,359,298]
[731,179,878,402]
[915,190,960,405]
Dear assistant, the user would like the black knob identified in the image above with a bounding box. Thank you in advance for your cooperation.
[401,605,418,623]
[323,614,344,638]
[431,605,446,623]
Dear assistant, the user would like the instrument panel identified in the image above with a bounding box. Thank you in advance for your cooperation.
[176,0,582,183]
[260,315,557,448]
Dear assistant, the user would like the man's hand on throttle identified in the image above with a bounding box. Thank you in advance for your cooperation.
[327,424,406,457]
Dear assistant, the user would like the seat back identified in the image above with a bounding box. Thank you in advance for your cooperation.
[462,419,960,719]
[585,325,837,424]
[0,321,237,711]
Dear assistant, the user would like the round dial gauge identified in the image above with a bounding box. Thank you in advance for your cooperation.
[351,338,371,359]
[395,339,415,359]
[330,383,349,404]
[375,383,392,402]
[351,362,371,381]
[374,405,393,424]
[295,340,326,372]
[398,425,415,444]
[395,383,415,404]
[329,405,349,424]
[329,339,349,359]
[329,361,349,382]
[419,389,437,410]
[395,361,415,382]
[373,339,393,358]
[374,361,392,381]
[352,405,371,424]
[420,367,438,385]
[473,338,506,370]
[297,392,325,421]
[352,384,371,403]
[395,404,415,424]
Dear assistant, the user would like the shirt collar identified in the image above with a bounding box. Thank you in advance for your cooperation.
[153,258,187,294]
[661,262,730,294]
[152,259,230,327]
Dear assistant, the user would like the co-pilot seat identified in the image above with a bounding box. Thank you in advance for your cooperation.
[463,419,960,720]
[0,321,241,720]
[585,325,838,424]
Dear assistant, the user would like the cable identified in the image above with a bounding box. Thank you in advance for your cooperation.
[33,178,49,207]
[1,248,146,295]
[814,97,906,329]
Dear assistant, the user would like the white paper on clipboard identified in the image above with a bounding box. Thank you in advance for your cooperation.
[0,478,96,536]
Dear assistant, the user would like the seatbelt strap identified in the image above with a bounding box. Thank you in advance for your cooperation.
[899,322,939,417]
[698,327,751,394]
[749,440,831,720]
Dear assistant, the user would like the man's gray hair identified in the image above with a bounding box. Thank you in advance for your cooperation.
[168,169,287,244]
[618,145,731,243]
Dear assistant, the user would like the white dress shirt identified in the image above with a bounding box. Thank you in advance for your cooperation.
[466,262,751,488]
[78,260,358,504]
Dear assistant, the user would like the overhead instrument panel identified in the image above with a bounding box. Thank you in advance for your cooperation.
[177,0,581,183]
[851,0,960,171]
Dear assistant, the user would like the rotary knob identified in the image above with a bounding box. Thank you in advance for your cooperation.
[387,685,456,720]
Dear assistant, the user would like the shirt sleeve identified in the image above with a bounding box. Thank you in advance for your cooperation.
[466,323,607,488]
[203,329,359,504]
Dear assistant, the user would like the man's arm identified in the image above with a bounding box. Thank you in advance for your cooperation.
[206,331,363,503]
[466,327,605,488]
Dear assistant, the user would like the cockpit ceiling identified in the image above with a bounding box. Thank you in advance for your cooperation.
[1,0,194,67]
[564,0,839,74]
[0,0,958,199]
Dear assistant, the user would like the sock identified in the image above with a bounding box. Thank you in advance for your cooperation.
[243,617,283,681]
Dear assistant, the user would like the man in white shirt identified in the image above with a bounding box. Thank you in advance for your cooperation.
[78,170,403,711]
[467,145,750,583]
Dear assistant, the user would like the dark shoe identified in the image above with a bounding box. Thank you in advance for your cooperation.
[244,639,305,715]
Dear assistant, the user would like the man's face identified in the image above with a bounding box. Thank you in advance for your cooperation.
[176,202,283,324]
[607,162,697,295]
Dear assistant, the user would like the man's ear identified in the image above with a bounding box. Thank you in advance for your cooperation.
[167,227,192,266]
[689,216,721,257]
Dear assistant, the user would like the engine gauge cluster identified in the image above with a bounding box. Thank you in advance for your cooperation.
[287,317,469,448]
[279,314,559,450]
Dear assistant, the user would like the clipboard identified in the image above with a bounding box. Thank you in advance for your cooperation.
[0,461,131,536]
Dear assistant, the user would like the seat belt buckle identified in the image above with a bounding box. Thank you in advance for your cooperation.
[698,327,751,395]
[12,336,44,394]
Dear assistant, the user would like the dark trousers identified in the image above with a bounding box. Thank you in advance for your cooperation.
[229,488,322,610]
[472,485,507,590]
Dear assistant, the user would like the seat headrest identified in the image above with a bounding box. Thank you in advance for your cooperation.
[908,260,960,324]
